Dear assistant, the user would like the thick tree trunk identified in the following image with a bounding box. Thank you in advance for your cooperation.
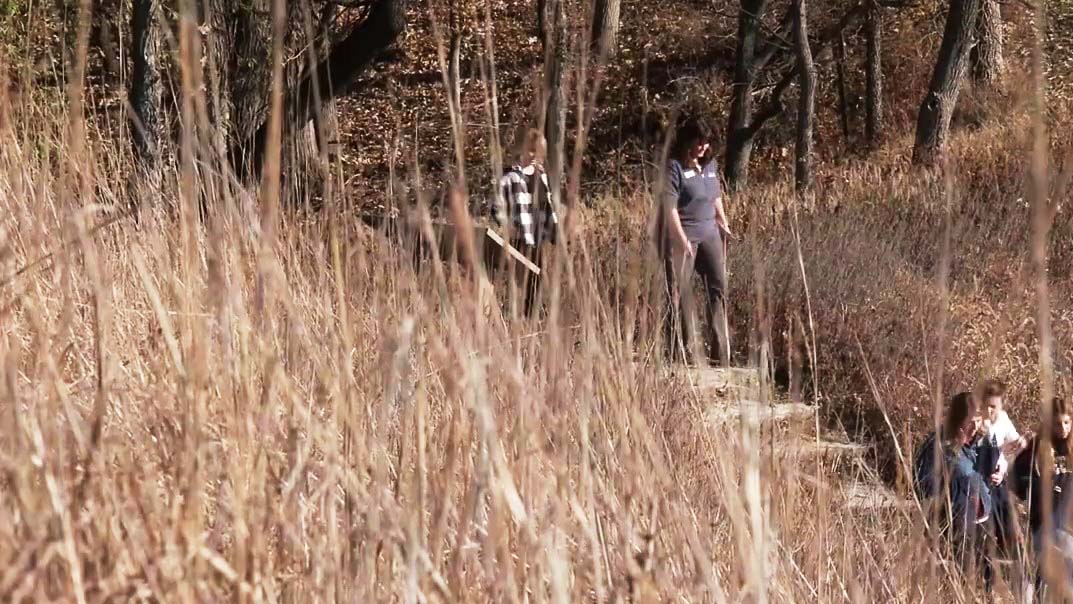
[724,0,769,193]
[232,0,408,180]
[794,0,815,193]
[543,0,567,207]
[971,0,1004,86]
[313,2,340,163]
[591,0,621,60]
[864,1,883,147]
[226,0,272,149]
[913,0,982,166]
[130,0,162,182]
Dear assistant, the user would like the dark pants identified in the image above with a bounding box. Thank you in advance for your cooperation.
[663,231,729,366]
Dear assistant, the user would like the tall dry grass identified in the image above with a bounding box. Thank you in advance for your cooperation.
[1,2,1070,603]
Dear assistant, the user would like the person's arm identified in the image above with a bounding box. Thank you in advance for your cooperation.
[540,171,560,245]
[707,164,732,240]
[1009,442,1035,501]
[1003,412,1024,446]
[714,194,732,239]
[494,173,512,228]
[664,164,693,257]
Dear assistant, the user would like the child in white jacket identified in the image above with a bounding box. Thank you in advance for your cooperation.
[979,379,1029,479]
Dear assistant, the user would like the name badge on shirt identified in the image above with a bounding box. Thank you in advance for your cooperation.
[682,169,697,179]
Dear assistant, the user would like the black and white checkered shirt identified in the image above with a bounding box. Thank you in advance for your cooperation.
[493,165,559,248]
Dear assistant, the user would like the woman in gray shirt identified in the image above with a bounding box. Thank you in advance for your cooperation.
[660,116,732,366]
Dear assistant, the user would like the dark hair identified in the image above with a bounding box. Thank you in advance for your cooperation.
[670,116,714,162]
[1050,396,1070,440]
[944,391,980,439]
[977,378,1006,400]
[1053,396,1069,416]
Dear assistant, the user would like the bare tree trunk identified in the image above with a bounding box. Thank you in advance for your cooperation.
[448,33,462,111]
[913,0,982,165]
[971,0,1004,87]
[864,1,883,147]
[591,0,621,60]
[95,0,122,81]
[444,0,465,113]
[226,0,272,148]
[834,32,851,145]
[130,0,162,185]
[232,0,408,180]
[794,0,815,193]
[313,2,340,163]
[724,0,769,193]
[543,0,567,207]
[537,0,548,48]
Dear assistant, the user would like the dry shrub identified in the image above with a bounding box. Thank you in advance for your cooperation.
[724,94,1073,482]
[0,62,1010,604]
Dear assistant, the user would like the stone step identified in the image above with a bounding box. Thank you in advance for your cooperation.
[660,365,770,403]
[779,438,870,462]
[705,399,815,427]
[841,482,912,512]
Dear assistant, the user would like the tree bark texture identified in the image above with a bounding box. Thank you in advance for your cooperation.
[971,0,1004,86]
[543,0,567,206]
[130,0,162,178]
[724,0,769,193]
[591,0,621,60]
[865,2,883,146]
[725,1,864,190]
[793,0,815,193]
[913,0,982,165]
[232,0,408,179]
[834,33,851,144]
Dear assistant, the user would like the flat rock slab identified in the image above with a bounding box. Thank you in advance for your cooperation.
[705,399,815,426]
[656,365,769,402]
[780,439,870,460]
[841,483,912,512]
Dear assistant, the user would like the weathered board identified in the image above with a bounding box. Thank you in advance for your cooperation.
[358,211,540,277]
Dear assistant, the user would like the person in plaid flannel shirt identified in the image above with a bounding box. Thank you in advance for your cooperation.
[491,128,559,315]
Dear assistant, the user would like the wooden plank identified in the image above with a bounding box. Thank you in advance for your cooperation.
[483,228,541,276]
[358,211,541,277]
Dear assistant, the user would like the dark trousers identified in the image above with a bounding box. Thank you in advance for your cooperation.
[662,231,729,366]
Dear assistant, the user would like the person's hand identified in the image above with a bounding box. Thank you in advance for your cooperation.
[990,469,1005,485]
[677,237,695,258]
[716,216,735,241]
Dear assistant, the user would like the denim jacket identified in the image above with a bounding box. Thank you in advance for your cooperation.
[914,432,993,529]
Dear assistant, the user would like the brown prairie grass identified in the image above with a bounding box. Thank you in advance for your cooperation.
[0,80,963,604]
[1,4,1072,604]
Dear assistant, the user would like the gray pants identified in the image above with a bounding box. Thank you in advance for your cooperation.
[663,231,729,366]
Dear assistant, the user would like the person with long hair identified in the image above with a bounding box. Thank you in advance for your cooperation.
[912,391,1007,593]
[913,392,993,530]
[1010,396,1073,600]
[659,115,732,366]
